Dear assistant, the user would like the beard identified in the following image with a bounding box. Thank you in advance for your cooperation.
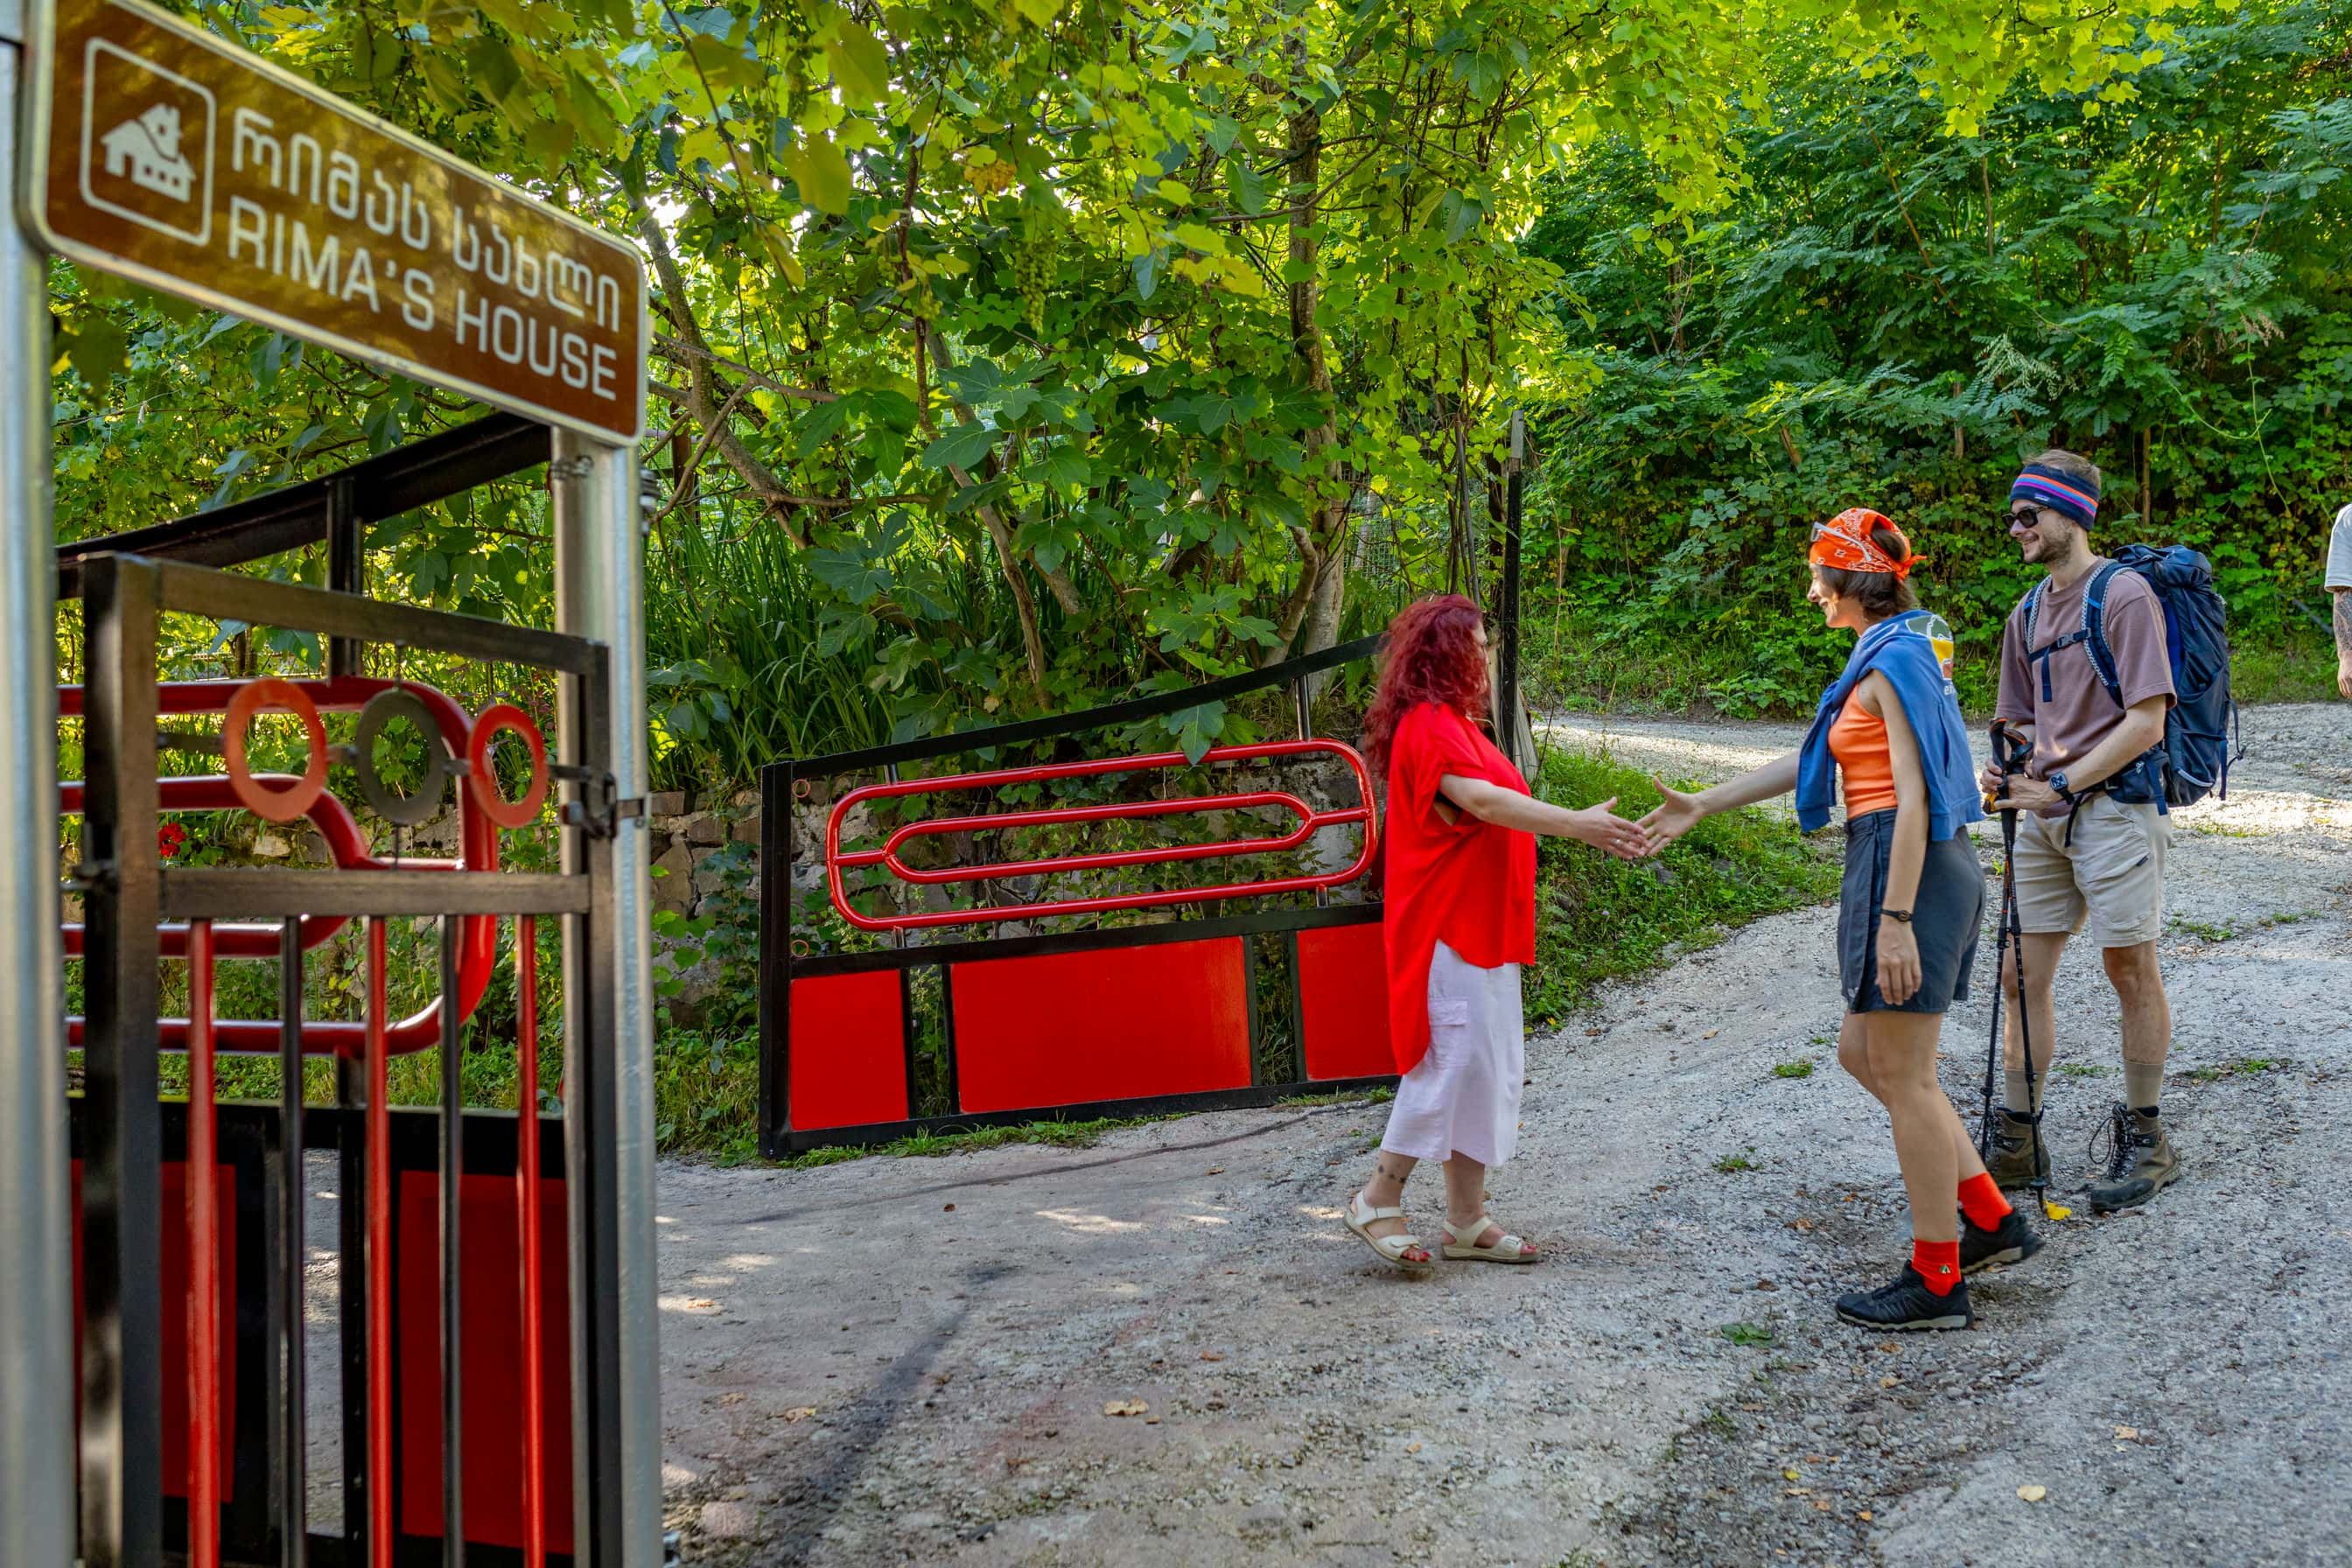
[2018,521,2079,564]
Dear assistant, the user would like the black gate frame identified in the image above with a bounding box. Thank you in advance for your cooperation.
[64,412,634,1567]
[757,634,1398,1158]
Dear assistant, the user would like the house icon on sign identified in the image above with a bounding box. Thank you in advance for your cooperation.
[100,103,197,202]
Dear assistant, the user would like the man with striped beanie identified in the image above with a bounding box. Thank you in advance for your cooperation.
[1978,448,2182,1214]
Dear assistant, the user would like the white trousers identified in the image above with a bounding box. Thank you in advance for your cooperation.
[1378,942,1524,1167]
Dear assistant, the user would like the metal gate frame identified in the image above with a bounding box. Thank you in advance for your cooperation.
[74,555,629,1566]
[758,634,1396,1157]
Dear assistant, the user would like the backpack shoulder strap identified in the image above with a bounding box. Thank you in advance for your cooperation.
[2020,582,2044,650]
[2078,562,2128,708]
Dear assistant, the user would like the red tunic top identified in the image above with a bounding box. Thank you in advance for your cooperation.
[1382,702,1537,1074]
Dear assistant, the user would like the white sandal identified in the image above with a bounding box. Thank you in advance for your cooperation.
[1442,1213,1536,1264]
[1344,1191,1433,1272]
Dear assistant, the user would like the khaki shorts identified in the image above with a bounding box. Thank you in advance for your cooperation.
[2011,794,2169,948]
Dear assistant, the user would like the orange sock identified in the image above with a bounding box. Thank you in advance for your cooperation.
[1958,1172,2012,1230]
[1911,1239,1961,1296]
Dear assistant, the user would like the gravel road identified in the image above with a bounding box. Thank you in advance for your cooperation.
[656,703,2352,1567]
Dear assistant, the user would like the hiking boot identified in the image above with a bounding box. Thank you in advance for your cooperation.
[1960,1208,2045,1276]
[1984,1107,2052,1189]
[2084,1102,2181,1213]
[1834,1265,1974,1332]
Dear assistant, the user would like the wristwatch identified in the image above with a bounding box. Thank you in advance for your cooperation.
[2047,769,2076,803]
[1882,909,1914,924]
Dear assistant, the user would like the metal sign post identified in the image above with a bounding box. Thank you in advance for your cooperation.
[0,3,78,1564]
[551,428,662,1563]
[4,0,661,1561]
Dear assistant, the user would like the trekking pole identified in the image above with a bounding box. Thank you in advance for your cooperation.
[1981,720,2051,1202]
[1978,724,2017,1160]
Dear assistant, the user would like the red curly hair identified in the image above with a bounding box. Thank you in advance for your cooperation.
[1361,594,1488,780]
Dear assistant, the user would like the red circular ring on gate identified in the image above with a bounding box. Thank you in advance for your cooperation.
[223,679,328,823]
[466,704,550,830]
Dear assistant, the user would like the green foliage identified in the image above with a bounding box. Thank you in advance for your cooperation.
[1519,1,2351,718]
[50,0,2191,786]
[1527,749,1842,1023]
[651,1029,762,1162]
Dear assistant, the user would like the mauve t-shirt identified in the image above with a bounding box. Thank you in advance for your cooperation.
[1994,562,2176,817]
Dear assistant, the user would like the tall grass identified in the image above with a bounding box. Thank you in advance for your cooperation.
[643,508,892,788]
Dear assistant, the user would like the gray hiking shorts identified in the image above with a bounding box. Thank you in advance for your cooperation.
[1838,809,1986,1016]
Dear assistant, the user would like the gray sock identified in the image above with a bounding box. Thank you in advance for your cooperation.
[2124,1061,2163,1115]
[2005,1069,2042,1116]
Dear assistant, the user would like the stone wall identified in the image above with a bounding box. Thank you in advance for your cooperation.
[644,788,762,917]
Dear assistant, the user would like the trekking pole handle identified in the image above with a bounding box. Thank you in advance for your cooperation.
[1984,718,2030,813]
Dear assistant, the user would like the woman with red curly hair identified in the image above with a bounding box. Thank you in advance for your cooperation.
[1344,594,1650,1271]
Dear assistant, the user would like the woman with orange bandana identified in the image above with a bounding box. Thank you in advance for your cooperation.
[1642,510,2042,1329]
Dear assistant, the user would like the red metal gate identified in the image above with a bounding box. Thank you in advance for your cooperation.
[759,637,1398,1155]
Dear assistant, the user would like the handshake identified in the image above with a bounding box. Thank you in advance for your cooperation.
[1554,779,1711,862]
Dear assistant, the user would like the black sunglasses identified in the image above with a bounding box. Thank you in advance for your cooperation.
[2006,506,2048,525]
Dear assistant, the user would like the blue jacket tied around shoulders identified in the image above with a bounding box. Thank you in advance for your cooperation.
[1795,610,1984,841]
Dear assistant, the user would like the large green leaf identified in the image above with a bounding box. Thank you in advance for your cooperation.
[827,18,892,104]
[789,136,853,215]
[920,420,996,472]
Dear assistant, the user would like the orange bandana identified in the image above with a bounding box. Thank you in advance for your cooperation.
[1809,508,1917,579]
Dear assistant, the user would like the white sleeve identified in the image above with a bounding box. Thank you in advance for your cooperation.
[2329,507,2352,591]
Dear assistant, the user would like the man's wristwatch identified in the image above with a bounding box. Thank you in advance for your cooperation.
[2047,769,2076,804]
[1882,908,1914,924]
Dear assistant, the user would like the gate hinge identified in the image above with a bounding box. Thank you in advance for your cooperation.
[70,859,120,892]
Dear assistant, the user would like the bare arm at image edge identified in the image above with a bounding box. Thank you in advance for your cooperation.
[2328,508,2352,699]
[2334,587,2351,700]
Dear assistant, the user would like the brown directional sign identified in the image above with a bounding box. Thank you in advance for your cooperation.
[18,0,646,444]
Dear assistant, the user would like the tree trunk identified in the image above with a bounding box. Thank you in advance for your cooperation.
[1298,534,1350,705]
[1264,68,1350,665]
[637,214,811,547]
[978,506,1051,705]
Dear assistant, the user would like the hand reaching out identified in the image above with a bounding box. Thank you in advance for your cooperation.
[1567,796,1652,861]
[1637,778,1707,853]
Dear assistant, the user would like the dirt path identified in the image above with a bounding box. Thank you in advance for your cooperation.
[656,704,2352,1567]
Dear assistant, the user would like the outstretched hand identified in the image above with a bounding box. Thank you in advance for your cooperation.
[1637,777,1707,853]
[1568,796,1653,861]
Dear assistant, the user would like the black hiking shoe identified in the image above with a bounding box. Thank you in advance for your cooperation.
[1960,1208,2045,1276]
[2084,1102,2181,1214]
[1833,1265,1974,1331]
[1984,1107,2052,1188]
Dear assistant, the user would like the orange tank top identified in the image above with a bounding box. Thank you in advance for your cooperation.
[1827,698,1898,817]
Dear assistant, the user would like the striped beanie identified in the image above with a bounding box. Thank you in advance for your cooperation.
[2011,463,2098,528]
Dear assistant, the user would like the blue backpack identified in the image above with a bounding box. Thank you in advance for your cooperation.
[2021,544,2239,808]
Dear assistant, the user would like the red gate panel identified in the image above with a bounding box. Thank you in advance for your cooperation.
[949,939,1250,1114]
[789,970,908,1130]
[70,1159,240,1503]
[1298,921,1394,1080]
[396,1172,575,1552]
